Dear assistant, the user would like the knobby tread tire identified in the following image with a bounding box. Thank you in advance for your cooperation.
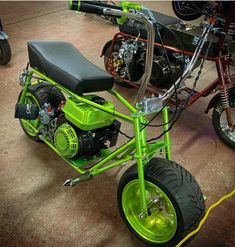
[117,157,205,247]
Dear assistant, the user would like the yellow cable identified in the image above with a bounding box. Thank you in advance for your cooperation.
[176,188,235,247]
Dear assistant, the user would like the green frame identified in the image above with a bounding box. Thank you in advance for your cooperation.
[19,68,172,215]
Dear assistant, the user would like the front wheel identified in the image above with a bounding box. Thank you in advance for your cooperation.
[212,92,235,149]
[117,158,205,246]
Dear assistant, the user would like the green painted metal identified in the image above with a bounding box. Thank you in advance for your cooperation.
[121,1,143,11]
[71,149,112,168]
[68,0,73,10]
[68,0,80,11]
[90,155,132,176]
[30,68,134,123]
[162,107,171,160]
[109,90,137,113]
[147,141,166,159]
[62,96,115,131]
[89,137,136,172]
[19,70,34,104]
[54,123,79,158]
[140,116,147,155]
[133,116,147,214]
[117,1,143,25]
[42,138,86,174]
[18,68,174,219]
[122,180,177,243]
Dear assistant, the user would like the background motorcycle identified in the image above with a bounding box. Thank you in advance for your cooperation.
[102,1,235,149]
[0,17,11,65]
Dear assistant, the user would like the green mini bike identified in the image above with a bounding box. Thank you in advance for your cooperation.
[15,1,205,246]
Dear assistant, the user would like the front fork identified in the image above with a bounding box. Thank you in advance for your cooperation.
[133,107,171,215]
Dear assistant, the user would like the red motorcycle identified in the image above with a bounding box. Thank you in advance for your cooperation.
[102,1,235,149]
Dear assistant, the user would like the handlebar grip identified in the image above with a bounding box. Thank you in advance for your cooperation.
[82,1,122,10]
[69,1,104,15]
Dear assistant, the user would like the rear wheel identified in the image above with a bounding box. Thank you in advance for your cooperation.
[18,83,65,141]
[0,39,11,65]
[117,158,205,246]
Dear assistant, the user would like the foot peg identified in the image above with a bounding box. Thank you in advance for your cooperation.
[63,172,92,187]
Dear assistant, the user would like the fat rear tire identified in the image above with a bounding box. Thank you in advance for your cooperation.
[117,158,205,246]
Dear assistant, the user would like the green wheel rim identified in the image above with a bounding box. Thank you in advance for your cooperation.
[20,93,40,137]
[122,180,177,243]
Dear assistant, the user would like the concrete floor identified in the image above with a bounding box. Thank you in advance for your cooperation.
[0,1,234,247]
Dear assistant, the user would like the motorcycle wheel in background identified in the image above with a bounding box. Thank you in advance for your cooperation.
[0,39,11,65]
[212,90,235,149]
[172,1,205,21]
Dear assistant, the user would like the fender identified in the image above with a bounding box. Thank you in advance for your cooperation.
[205,87,235,113]
[100,39,112,57]
[100,38,123,57]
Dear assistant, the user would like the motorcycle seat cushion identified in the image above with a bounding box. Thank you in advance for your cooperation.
[119,9,180,42]
[27,41,114,94]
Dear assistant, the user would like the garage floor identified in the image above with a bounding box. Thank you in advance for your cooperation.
[0,1,234,247]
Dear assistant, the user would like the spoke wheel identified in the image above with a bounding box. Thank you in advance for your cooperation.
[212,93,235,149]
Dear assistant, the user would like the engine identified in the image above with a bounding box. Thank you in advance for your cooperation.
[111,39,186,90]
[53,120,120,159]
[34,96,120,159]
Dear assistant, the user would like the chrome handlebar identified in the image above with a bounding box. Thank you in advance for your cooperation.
[104,8,156,105]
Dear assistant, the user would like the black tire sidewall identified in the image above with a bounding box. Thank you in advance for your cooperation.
[0,39,11,65]
[172,1,202,21]
[18,90,41,141]
[212,96,235,149]
[117,170,184,247]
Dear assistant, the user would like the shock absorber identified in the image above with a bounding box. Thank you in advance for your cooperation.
[216,58,233,129]
[220,86,230,109]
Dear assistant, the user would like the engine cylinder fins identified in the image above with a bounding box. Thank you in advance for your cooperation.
[54,123,79,158]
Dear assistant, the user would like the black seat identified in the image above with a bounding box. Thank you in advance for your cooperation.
[119,9,180,43]
[28,41,114,94]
